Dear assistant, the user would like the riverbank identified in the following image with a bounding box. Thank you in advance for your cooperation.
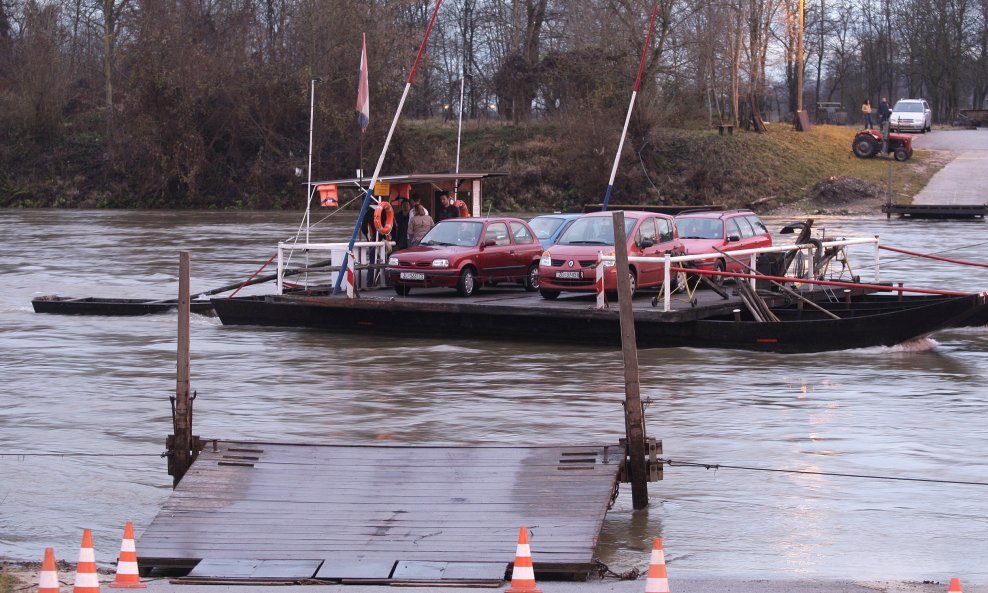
[0,122,951,214]
[2,561,984,593]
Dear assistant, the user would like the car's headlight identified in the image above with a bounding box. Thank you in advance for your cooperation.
[539,253,552,266]
[388,256,398,266]
[431,259,449,268]
[602,252,616,267]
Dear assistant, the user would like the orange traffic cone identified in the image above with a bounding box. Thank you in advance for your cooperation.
[644,537,670,593]
[505,526,541,593]
[74,528,101,593]
[38,547,60,593]
[949,578,963,593]
[109,522,146,588]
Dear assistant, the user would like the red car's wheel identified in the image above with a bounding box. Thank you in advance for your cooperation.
[457,267,478,297]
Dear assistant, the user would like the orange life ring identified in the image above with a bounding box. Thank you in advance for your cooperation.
[373,201,394,235]
[453,199,469,218]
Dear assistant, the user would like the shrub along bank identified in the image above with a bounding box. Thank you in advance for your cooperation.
[0,120,940,213]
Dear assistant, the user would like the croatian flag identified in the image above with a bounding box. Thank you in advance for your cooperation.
[356,33,369,131]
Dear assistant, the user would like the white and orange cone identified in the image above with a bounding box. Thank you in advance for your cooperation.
[644,537,670,593]
[949,578,963,593]
[38,547,60,593]
[109,522,146,588]
[505,526,541,593]
[74,528,101,593]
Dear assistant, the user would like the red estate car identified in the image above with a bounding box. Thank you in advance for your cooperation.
[386,217,543,297]
[537,210,684,299]
[674,209,772,285]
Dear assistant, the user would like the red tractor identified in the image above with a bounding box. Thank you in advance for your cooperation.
[851,128,913,161]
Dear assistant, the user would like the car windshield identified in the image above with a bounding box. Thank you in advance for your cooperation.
[420,220,482,247]
[556,216,635,246]
[528,216,564,240]
[675,217,723,239]
[894,102,924,113]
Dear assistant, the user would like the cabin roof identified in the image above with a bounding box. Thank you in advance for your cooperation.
[310,171,507,188]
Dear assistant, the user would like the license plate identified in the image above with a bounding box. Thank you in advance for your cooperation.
[400,272,425,280]
[555,271,582,279]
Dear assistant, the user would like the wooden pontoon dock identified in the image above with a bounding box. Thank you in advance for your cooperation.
[882,203,987,219]
[139,440,630,584]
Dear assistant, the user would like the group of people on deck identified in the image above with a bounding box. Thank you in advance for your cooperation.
[861,97,891,130]
[365,190,466,250]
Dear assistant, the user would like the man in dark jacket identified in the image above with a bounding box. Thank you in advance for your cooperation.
[878,97,891,129]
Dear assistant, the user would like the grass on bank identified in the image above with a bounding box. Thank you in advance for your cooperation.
[0,566,24,593]
[401,121,946,214]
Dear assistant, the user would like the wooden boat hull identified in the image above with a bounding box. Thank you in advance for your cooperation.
[686,293,985,353]
[32,295,215,316]
[210,291,986,353]
[770,293,988,328]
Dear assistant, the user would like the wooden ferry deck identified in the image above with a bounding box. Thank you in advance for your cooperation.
[138,440,625,584]
[210,283,877,351]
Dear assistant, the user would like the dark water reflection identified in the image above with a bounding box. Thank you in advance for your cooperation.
[1,209,986,581]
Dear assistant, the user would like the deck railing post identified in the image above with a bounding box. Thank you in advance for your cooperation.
[749,253,757,291]
[663,252,671,312]
[874,235,880,283]
[612,212,649,509]
[277,244,284,295]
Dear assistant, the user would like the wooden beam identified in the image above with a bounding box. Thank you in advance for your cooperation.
[611,212,648,508]
[171,251,192,487]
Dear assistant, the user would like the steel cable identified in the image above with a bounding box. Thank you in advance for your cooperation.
[660,457,988,487]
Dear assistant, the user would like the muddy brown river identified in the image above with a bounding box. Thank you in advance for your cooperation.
[1,209,986,581]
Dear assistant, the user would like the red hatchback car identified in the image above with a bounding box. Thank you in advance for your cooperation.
[673,209,772,285]
[537,210,684,299]
[386,217,543,297]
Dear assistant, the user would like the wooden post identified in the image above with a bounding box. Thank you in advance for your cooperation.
[171,251,192,487]
[611,211,649,509]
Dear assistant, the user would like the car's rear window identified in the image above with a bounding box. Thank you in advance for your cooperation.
[529,216,564,240]
[675,217,722,239]
[746,215,769,234]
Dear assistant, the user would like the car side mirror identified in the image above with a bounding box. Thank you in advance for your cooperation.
[727,234,741,242]
[483,239,497,248]
[639,238,655,248]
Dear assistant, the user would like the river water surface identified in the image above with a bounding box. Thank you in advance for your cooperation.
[1,209,986,581]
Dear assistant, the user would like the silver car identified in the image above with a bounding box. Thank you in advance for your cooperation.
[890,99,932,133]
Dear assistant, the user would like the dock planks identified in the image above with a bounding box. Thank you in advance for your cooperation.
[138,440,624,582]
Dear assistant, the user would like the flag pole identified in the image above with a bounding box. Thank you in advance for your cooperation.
[305,77,318,245]
[333,1,444,295]
[454,65,466,200]
[357,32,368,182]
[601,5,658,212]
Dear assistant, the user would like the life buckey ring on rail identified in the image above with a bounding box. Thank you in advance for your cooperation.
[374,201,395,235]
[453,199,469,218]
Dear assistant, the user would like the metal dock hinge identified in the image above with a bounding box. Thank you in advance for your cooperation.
[617,437,663,483]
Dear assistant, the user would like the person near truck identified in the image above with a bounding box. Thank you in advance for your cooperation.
[861,99,873,129]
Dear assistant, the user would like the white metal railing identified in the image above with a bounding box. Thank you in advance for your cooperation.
[597,236,881,311]
[277,241,391,295]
